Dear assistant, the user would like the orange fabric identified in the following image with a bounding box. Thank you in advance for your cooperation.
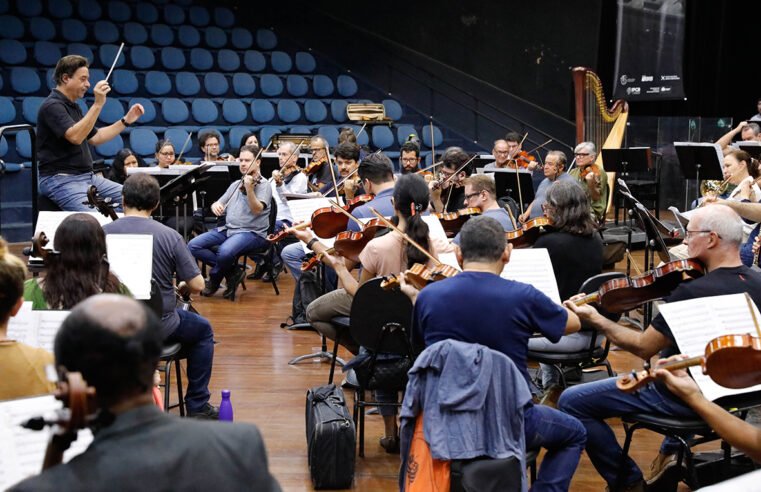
[404,414,450,492]
[152,386,164,410]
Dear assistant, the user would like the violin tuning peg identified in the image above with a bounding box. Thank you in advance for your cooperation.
[643,361,651,371]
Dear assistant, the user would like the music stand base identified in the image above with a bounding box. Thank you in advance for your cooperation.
[288,351,345,366]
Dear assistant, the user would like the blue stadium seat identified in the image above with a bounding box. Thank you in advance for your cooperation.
[130,46,155,70]
[0,97,16,125]
[205,27,227,49]
[77,0,101,21]
[145,71,171,96]
[10,68,41,95]
[318,126,339,148]
[178,25,200,48]
[277,100,300,123]
[129,98,156,123]
[67,43,93,63]
[286,75,308,97]
[190,48,213,71]
[21,96,45,125]
[232,73,255,97]
[244,51,266,72]
[130,128,158,157]
[44,68,54,89]
[29,17,55,41]
[164,128,190,154]
[161,47,186,70]
[295,52,316,73]
[337,75,358,97]
[61,19,86,42]
[330,100,348,123]
[259,74,283,97]
[0,15,23,39]
[95,134,123,158]
[198,127,227,153]
[312,75,334,97]
[222,100,247,124]
[383,99,403,121]
[396,124,418,146]
[17,0,41,16]
[270,51,292,73]
[112,70,138,94]
[203,73,229,96]
[289,126,311,135]
[191,99,218,124]
[259,126,282,147]
[189,6,209,27]
[0,40,27,65]
[98,99,123,124]
[87,69,105,92]
[100,45,125,70]
[135,3,158,24]
[151,24,174,47]
[164,4,185,25]
[372,126,394,150]
[175,72,200,96]
[108,1,131,22]
[304,100,327,123]
[214,7,235,28]
[94,21,119,44]
[124,23,148,45]
[422,125,443,149]
[218,50,240,72]
[0,137,8,158]
[162,99,189,124]
[348,125,369,146]
[251,100,275,123]
[231,28,253,50]
[16,132,32,159]
[256,29,277,50]
[229,127,258,150]
[49,0,72,18]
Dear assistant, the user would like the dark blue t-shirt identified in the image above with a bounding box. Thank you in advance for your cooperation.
[413,271,568,385]
[348,187,395,231]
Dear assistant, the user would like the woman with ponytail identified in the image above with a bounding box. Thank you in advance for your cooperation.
[0,237,55,399]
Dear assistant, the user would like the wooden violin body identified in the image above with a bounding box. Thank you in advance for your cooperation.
[381,263,459,291]
[507,150,535,170]
[310,194,374,239]
[332,218,387,262]
[506,217,551,248]
[304,157,327,176]
[434,207,481,238]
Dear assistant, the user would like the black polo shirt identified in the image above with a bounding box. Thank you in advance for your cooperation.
[36,89,98,176]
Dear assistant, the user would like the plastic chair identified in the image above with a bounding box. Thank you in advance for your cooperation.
[251,100,275,123]
[0,97,16,125]
[188,6,209,26]
[151,24,174,47]
[164,128,190,154]
[130,128,159,157]
[371,126,394,150]
[162,99,190,125]
[318,126,339,148]
[259,74,283,97]
[295,52,317,73]
[122,22,147,46]
[177,25,200,48]
[203,73,229,97]
[191,99,219,125]
[256,29,278,50]
[286,75,308,97]
[422,125,443,149]
[270,51,292,73]
[111,70,137,96]
[95,134,123,158]
[17,0,41,16]
[100,45,126,70]
[190,48,214,71]
[163,4,185,25]
[231,28,253,50]
[48,0,72,18]
[304,100,327,123]
[130,46,156,70]
[229,127,258,150]
[244,50,266,72]
[145,71,171,96]
[0,15,23,39]
[108,1,131,22]
[277,100,301,123]
[77,0,102,21]
[16,132,33,160]
[218,49,240,72]
[222,100,248,125]
[94,20,119,44]
[129,98,156,124]
[99,99,124,125]
[330,100,348,123]
[232,73,256,97]
[10,68,40,95]
[0,39,27,65]
[396,124,419,146]
[135,2,158,24]
[29,17,55,41]
[175,72,201,97]
[259,126,282,148]
[382,99,403,121]
[205,27,227,49]
[312,75,334,97]
[61,19,86,42]
[161,47,186,71]
[214,7,235,28]
[337,75,358,97]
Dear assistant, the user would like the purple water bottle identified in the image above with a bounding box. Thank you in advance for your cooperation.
[219,389,233,422]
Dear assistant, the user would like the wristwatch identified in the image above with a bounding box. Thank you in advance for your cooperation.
[307,238,319,251]
[120,117,131,127]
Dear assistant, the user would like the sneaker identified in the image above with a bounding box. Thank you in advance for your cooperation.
[644,452,677,484]
[379,435,400,454]
[222,267,245,298]
[200,280,220,297]
[605,479,645,492]
[188,403,220,420]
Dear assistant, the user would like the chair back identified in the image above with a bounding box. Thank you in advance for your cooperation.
[349,277,413,355]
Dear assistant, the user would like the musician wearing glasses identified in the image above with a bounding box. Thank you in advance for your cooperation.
[568,142,608,222]
[155,140,176,169]
[483,139,512,170]
[198,130,230,161]
[429,147,472,213]
[452,175,515,245]
[520,150,576,222]
[399,142,422,174]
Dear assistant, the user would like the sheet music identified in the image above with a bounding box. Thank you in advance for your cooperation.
[658,294,761,402]
[673,142,724,177]
[500,248,561,304]
[7,304,70,352]
[35,211,120,247]
[421,215,460,270]
[106,235,153,300]
[128,165,228,175]
[0,396,92,490]
[287,198,343,253]
[36,311,70,353]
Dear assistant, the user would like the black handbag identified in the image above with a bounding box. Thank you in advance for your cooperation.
[353,322,413,390]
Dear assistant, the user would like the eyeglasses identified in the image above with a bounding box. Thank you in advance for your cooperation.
[401,158,419,163]
[464,191,482,201]
[494,150,510,155]
[205,143,219,148]
[310,148,324,152]
[685,229,715,238]
[574,152,590,157]
[159,151,175,157]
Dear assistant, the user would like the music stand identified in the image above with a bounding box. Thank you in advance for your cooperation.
[160,164,215,241]
[736,142,761,160]
[673,142,724,209]
[487,169,535,214]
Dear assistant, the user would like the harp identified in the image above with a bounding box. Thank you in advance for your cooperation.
[572,67,629,215]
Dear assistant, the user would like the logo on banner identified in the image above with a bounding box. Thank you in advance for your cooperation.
[660,75,680,81]
[641,75,653,82]
[626,87,641,95]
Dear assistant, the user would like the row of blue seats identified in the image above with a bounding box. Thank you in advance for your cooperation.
[0,41,314,74]
[0,67,361,100]
[3,96,394,128]
[1,1,238,30]
[0,16,277,51]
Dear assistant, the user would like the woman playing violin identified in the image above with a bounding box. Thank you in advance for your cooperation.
[430,147,471,213]
[108,148,140,184]
[527,180,603,392]
[155,139,177,169]
[568,141,608,223]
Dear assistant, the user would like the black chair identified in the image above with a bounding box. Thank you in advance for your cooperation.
[158,342,188,416]
[527,272,624,387]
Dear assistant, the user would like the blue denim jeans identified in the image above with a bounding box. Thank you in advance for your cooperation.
[558,377,697,489]
[167,309,215,413]
[39,172,123,211]
[525,403,587,492]
[281,241,306,281]
[188,229,267,285]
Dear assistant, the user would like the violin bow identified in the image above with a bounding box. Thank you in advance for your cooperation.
[326,198,366,229]
[429,118,436,170]
[104,42,125,84]
[625,249,643,276]
[505,203,518,230]
[323,141,341,202]
[369,207,441,266]
[524,139,553,157]
[355,123,368,139]
[442,154,479,211]
[416,160,443,175]
[175,131,194,164]
[745,292,761,339]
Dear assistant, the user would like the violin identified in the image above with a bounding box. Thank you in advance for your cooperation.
[506,217,552,248]
[300,219,388,271]
[507,150,536,170]
[23,231,59,263]
[238,141,272,193]
[574,259,704,313]
[617,333,761,393]
[85,185,119,221]
[309,194,375,239]
[578,164,602,181]
[175,282,199,314]
[381,262,459,291]
[304,156,327,176]
[434,207,481,238]
[22,371,97,470]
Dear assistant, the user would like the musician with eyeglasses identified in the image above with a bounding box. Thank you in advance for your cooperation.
[520,150,576,222]
[429,147,472,213]
[399,142,422,174]
[568,142,608,223]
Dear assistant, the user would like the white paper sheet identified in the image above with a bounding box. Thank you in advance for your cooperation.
[287,197,345,253]
[421,215,460,270]
[34,211,120,247]
[0,396,92,490]
[7,303,70,353]
[106,235,153,300]
[658,293,761,402]
[500,248,561,304]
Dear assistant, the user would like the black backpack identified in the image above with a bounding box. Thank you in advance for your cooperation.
[288,268,322,325]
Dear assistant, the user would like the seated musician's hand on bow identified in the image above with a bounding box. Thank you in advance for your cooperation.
[288,225,313,244]
[563,294,601,323]
[653,354,702,403]
[211,201,225,216]
[518,211,529,224]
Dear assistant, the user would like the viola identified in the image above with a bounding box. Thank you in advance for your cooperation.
[238,141,273,193]
[574,259,704,313]
[434,207,481,238]
[578,164,602,181]
[505,217,552,248]
[332,218,387,262]
[617,333,761,393]
[176,282,199,314]
[304,157,327,176]
[85,185,119,221]
[310,194,374,239]
[381,263,459,291]
[507,150,536,170]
